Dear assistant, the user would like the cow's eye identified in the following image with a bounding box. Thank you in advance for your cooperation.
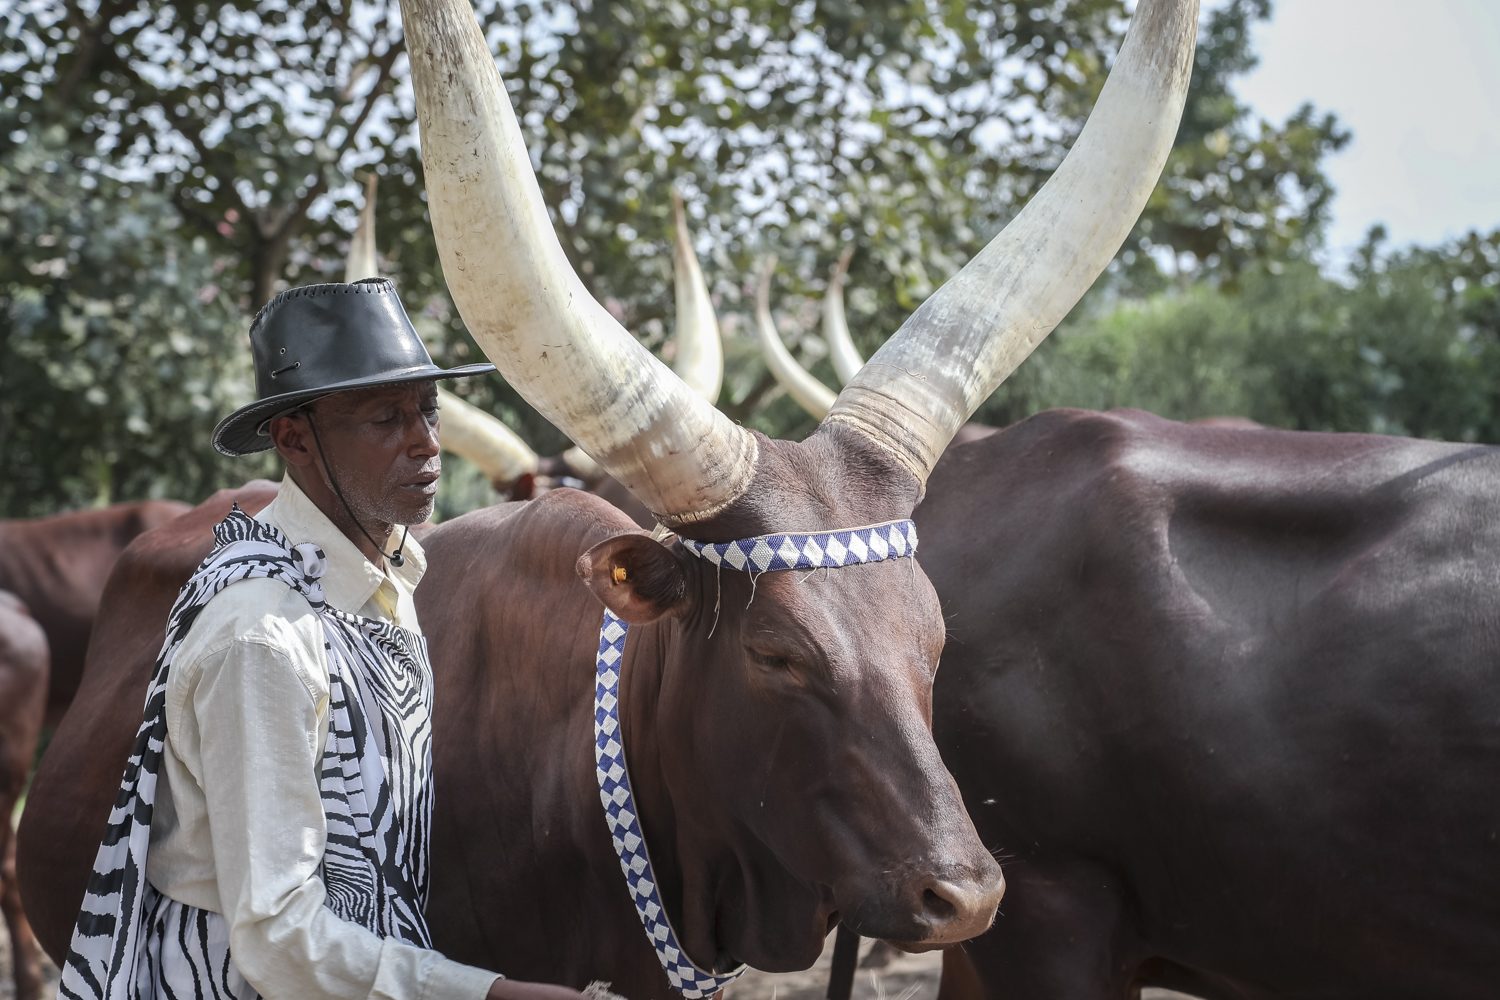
[747,648,794,671]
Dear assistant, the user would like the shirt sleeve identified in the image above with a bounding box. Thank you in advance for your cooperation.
[190,634,500,1000]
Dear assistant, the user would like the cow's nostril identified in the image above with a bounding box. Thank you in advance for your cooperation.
[922,884,958,921]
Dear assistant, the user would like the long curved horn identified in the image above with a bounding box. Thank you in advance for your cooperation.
[344,170,541,487]
[670,189,723,403]
[400,0,756,523]
[824,0,1197,487]
[436,389,541,485]
[561,445,605,484]
[821,247,864,385]
[753,258,837,420]
[561,194,719,484]
[344,173,380,282]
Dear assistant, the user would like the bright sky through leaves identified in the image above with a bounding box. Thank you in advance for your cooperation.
[1230,0,1500,260]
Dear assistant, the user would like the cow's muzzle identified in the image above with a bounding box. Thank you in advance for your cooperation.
[844,859,1004,948]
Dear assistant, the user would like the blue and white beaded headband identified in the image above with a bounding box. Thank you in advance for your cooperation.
[676,518,918,573]
[594,518,917,997]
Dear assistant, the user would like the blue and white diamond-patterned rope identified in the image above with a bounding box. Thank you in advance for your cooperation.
[676,518,917,573]
[595,611,736,998]
[593,518,918,997]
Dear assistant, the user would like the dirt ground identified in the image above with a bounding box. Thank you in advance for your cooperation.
[0,921,1196,1000]
[730,938,1195,1000]
[0,922,55,1000]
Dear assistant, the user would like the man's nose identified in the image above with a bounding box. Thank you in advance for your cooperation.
[411,410,440,458]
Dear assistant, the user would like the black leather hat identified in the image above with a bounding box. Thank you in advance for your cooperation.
[213,278,495,456]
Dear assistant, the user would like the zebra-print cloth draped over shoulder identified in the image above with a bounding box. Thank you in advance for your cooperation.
[60,508,437,999]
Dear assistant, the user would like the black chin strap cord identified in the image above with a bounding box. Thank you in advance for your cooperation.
[304,413,409,568]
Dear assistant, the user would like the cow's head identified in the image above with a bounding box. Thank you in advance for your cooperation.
[573,429,983,972]
[401,0,1196,977]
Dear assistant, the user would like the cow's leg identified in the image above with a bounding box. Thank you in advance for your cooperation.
[938,946,985,1000]
[3,811,45,1000]
[943,860,1139,1000]
[0,630,46,1000]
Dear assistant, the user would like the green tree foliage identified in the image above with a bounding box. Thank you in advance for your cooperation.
[1125,0,1348,288]
[993,226,1500,442]
[0,122,274,515]
[3,0,409,307]
[0,0,1351,514]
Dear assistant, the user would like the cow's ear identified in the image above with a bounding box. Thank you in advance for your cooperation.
[577,533,688,625]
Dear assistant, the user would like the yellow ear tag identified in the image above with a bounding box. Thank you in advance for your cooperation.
[612,565,629,584]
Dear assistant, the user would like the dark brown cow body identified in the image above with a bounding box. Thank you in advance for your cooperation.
[0,500,190,723]
[417,494,694,988]
[920,409,1500,999]
[0,591,46,1000]
[582,472,653,528]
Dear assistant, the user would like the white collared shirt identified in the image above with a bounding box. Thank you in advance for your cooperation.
[146,476,498,999]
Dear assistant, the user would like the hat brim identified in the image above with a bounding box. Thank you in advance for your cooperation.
[212,362,497,457]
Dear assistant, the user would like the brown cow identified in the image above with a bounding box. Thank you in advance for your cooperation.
[0,590,47,1000]
[0,500,190,723]
[391,0,1184,977]
[419,487,1003,987]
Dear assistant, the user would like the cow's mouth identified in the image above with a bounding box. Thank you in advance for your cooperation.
[708,907,740,974]
[876,938,946,955]
[711,873,834,973]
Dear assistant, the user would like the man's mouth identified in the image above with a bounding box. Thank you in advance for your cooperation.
[402,472,440,495]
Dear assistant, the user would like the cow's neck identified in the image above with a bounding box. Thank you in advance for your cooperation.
[610,569,739,977]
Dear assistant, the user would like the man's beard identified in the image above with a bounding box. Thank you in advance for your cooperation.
[325,458,439,531]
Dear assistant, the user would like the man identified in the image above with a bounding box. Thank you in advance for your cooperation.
[60,279,579,1000]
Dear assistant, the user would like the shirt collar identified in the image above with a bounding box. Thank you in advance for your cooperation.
[258,476,428,615]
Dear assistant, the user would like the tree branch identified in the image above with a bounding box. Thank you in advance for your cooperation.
[723,370,782,424]
[52,0,133,109]
[154,98,256,227]
[169,189,227,242]
[256,23,401,297]
[332,39,403,160]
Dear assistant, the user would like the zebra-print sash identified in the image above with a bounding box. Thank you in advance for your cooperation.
[60,508,436,998]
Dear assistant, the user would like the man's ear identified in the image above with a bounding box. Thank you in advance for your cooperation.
[577,533,689,625]
[268,411,317,468]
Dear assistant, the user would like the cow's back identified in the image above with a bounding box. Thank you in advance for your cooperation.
[17,483,274,959]
[0,499,191,717]
[0,591,47,781]
[921,408,1500,997]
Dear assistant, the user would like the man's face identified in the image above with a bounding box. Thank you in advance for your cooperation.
[301,381,442,527]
